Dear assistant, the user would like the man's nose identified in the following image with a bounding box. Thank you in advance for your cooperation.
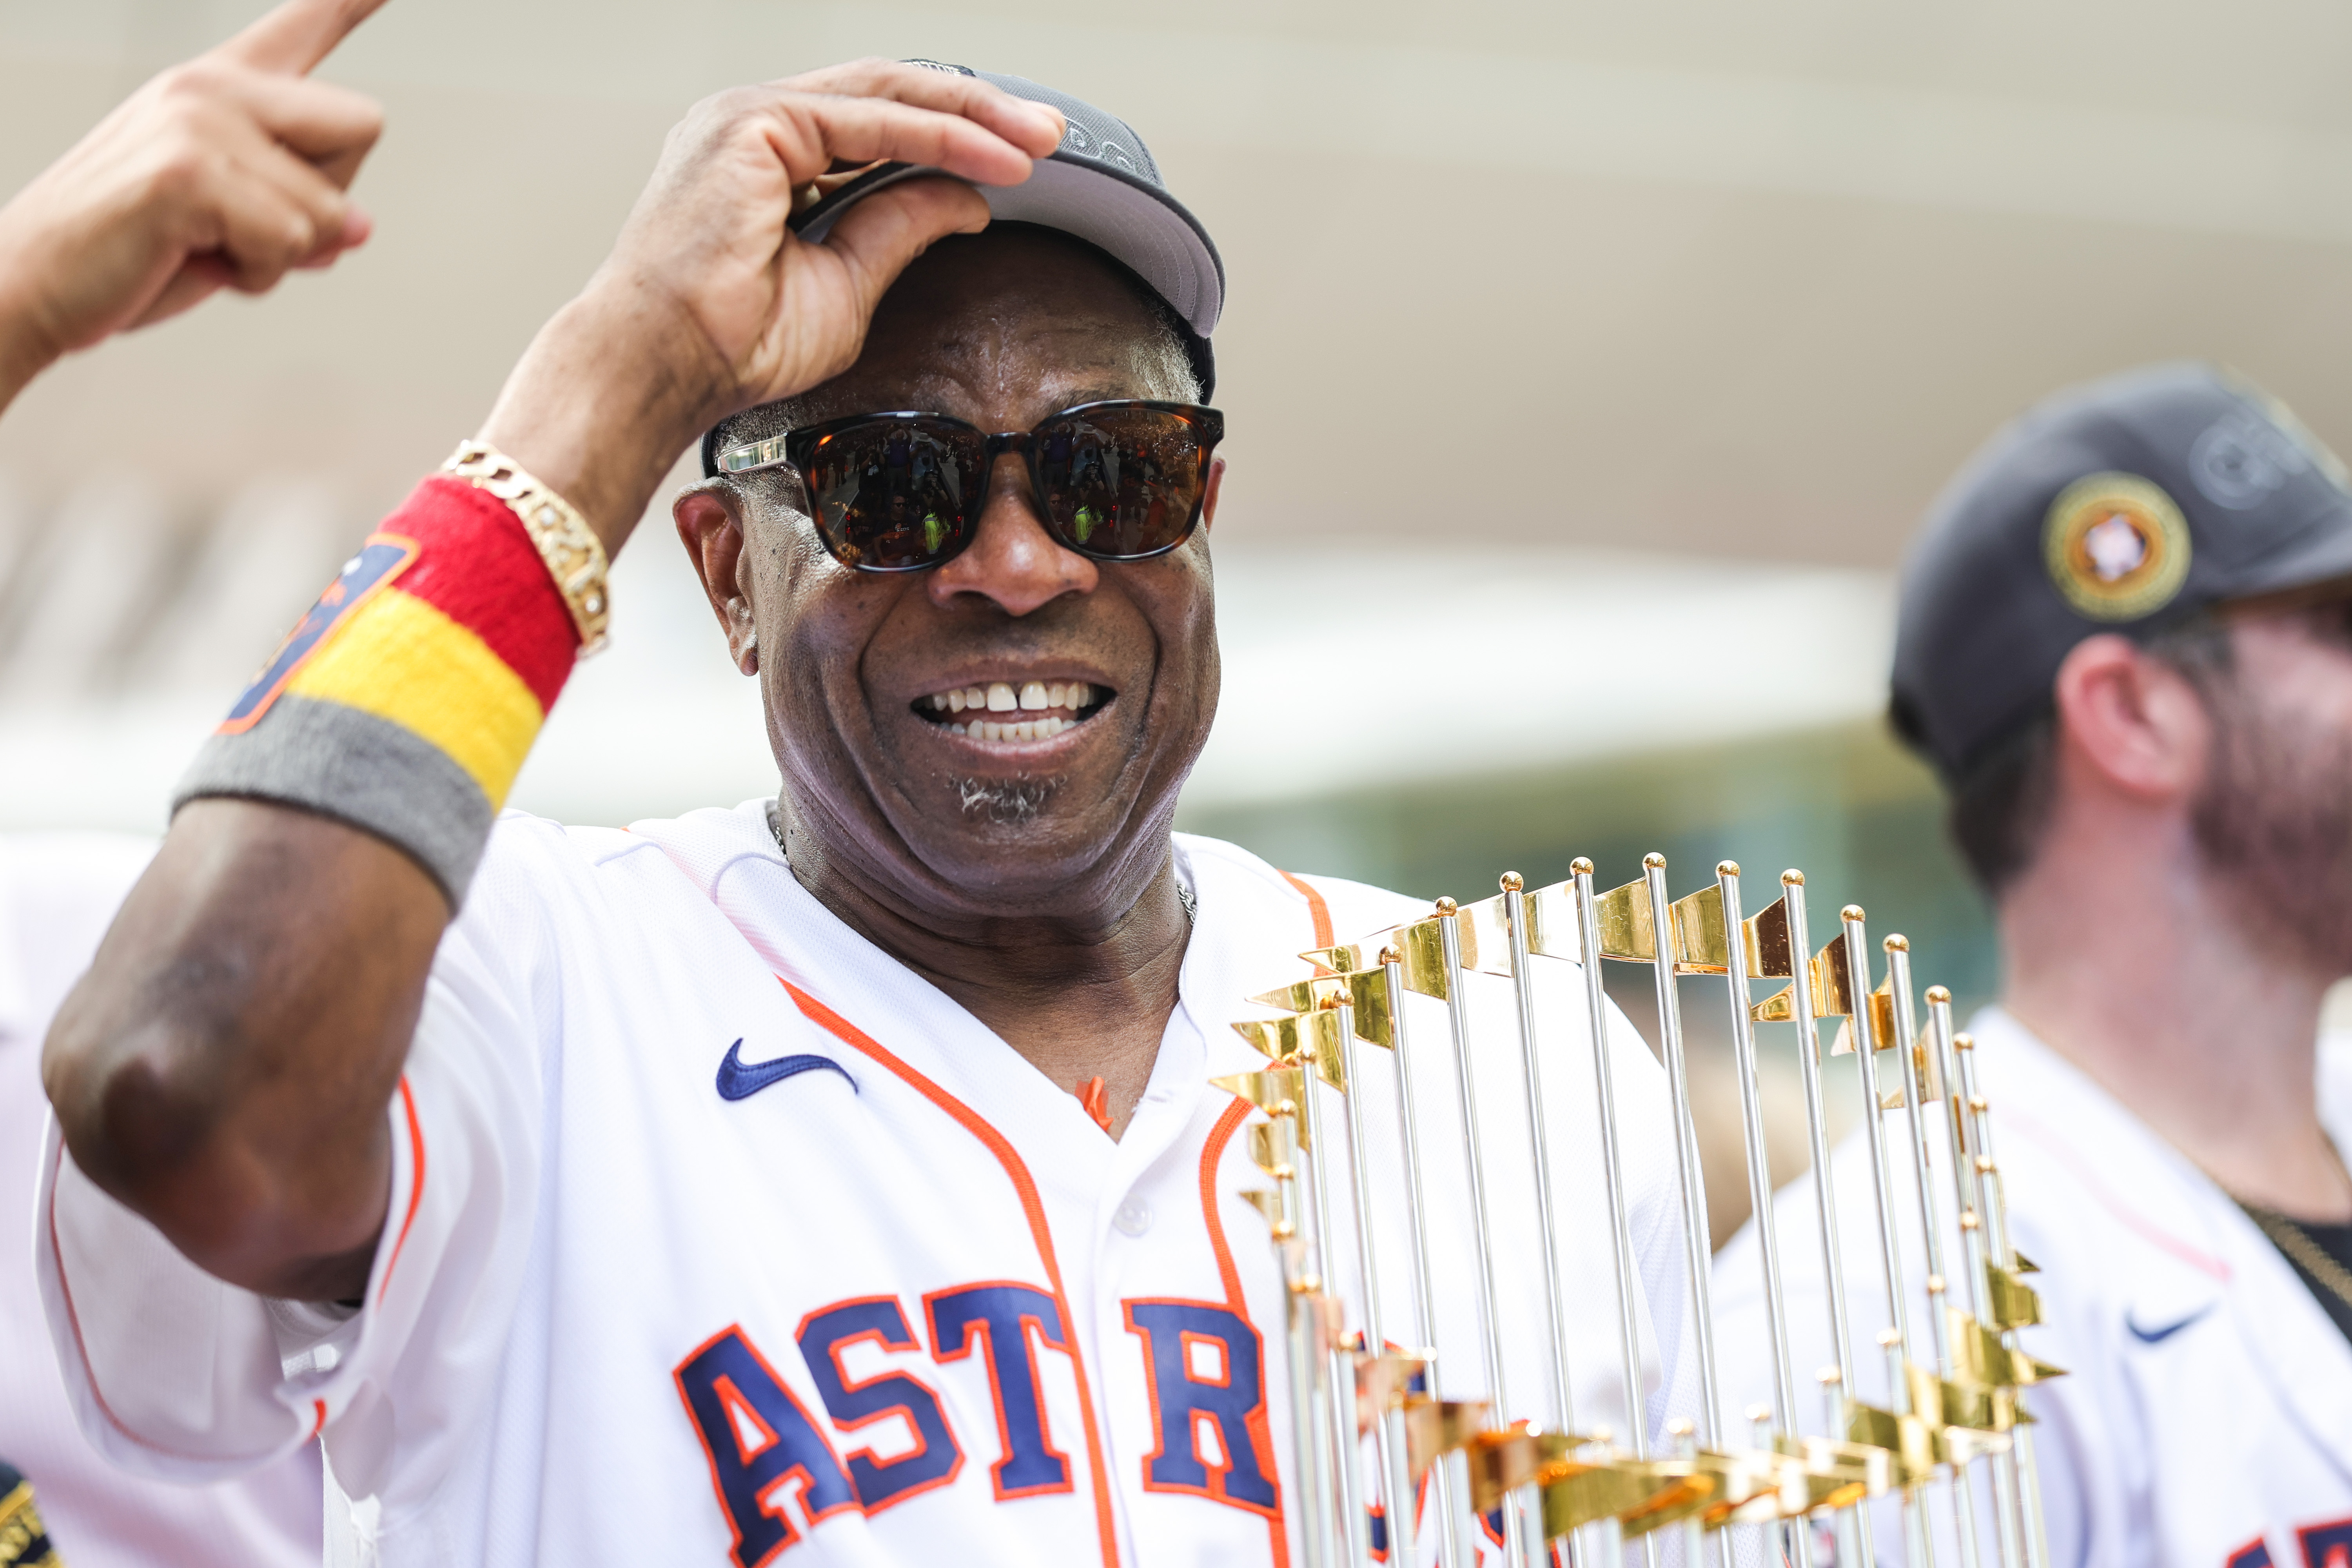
[927,450,1097,615]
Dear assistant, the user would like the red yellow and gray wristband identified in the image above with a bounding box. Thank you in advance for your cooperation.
[174,442,610,904]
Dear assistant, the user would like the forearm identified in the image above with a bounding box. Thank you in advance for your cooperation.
[42,800,443,1300]
[478,278,731,555]
[44,460,587,1299]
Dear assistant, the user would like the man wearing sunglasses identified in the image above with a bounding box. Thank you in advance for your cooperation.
[37,60,1698,1567]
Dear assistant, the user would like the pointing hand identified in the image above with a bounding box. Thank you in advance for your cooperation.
[0,0,390,412]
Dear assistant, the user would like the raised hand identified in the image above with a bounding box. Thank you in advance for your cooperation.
[0,0,388,412]
[477,59,1066,550]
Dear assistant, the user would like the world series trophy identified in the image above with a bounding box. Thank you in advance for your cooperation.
[1211,855,2065,1567]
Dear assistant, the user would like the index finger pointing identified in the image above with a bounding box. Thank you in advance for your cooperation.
[216,0,390,75]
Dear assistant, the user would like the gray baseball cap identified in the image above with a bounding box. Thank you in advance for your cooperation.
[1891,362,2352,782]
[800,63,1220,336]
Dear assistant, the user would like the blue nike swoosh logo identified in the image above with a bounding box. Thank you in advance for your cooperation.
[715,1038,857,1102]
[2125,1305,2213,1344]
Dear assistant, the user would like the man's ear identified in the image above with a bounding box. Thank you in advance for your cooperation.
[2051,632,2214,802]
[1200,456,1225,534]
[673,482,757,672]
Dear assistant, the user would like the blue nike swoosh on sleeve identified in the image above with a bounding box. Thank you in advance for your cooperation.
[2125,1305,2214,1344]
[715,1038,858,1102]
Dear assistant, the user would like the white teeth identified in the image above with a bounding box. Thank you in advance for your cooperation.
[936,715,1084,742]
[929,683,1098,732]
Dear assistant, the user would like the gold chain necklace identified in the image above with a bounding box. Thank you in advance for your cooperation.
[2239,1201,2352,1312]
[2236,1126,2352,1311]
[2007,1007,2352,1310]
[2238,1129,2352,1312]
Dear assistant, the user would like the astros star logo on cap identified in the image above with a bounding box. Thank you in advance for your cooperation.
[2041,471,2192,621]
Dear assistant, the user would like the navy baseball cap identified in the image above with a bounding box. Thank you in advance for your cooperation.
[699,61,1222,479]
[1891,362,2352,782]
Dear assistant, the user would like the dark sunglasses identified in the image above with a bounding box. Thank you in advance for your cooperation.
[714,399,1224,572]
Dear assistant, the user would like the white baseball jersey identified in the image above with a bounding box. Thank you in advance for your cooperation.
[39,803,1700,1567]
[1,833,321,1568]
[1712,1007,2352,1568]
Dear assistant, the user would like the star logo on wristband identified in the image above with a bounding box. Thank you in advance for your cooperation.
[218,534,420,735]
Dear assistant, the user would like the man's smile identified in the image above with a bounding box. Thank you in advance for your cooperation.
[909,677,1115,747]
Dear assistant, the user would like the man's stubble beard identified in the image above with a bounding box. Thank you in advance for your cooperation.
[2191,677,2352,976]
[947,772,1063,826]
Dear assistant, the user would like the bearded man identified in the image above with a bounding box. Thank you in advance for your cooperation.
[37,61,1698,1567]
[1714,363,2352,1566]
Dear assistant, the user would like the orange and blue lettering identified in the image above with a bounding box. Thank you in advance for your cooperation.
[926,1283,1075,1498]
[1123,1299,1279,1514]
[795,1296,962,1513]
[674,1325,857,1566]
[2299,1519,2352,1568]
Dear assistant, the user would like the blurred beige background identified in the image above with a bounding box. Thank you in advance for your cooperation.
[8,0,2352,1237]
[13,0,2352,555]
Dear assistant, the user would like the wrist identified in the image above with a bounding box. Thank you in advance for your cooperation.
[0,261,63,415]
[177,477,584,906]
[477,279,731,555]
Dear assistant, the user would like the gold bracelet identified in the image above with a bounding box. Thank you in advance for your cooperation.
[441,439,612,655]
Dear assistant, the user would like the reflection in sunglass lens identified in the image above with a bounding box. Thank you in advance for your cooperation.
[802,420,984,570]
[1033,407,1209,559]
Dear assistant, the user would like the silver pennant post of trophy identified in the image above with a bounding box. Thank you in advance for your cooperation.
[1216,853,2063,1566]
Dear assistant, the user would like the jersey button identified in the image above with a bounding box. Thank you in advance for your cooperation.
[1113,1196,1152,1237]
